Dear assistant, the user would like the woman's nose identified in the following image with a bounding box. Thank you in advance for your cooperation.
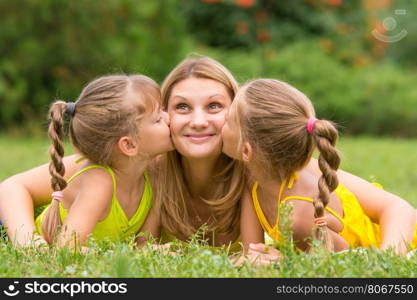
[190,109,209,128]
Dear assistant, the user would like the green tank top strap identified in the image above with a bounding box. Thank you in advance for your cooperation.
[143,170,149,185]
[67,164,117,194]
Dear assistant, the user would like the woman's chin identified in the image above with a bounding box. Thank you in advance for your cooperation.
[176,145,222,159]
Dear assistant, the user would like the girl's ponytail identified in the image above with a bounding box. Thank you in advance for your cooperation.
[310,118,341,251]
[41,100,68,244]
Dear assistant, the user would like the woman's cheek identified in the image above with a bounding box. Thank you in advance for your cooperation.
[168,114,185,134]
[212,112,227,128]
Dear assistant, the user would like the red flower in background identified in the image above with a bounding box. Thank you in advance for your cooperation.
[370,20,389,58]
[254,11,268,24]
[364,0,391,10]
[257,28,271,44]
[353,55,370,68]
[235,21,249,35]
[201,0,223,3]
[306,0,319,5]
[319,39,334,53]
[235,0,255,8]
[327,0,343,6]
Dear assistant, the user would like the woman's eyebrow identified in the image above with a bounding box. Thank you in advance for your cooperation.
[171,93,227,102]
[208,94,227,100]
[170,95,188,102]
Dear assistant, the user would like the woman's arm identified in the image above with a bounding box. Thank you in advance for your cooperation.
[0,154,81,246]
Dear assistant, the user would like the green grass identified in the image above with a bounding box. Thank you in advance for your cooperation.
[1,236,416,278]
[1,134,417,277]
[337,136,417,207]
[0,135,74,181]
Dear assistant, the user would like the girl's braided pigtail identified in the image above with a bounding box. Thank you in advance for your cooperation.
[309,118,341,251]
[41,101,69,244]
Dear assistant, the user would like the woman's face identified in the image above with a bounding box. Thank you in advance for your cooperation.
[167,77,232,159]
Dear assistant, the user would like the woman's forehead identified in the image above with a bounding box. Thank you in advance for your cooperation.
[170,77,230,99]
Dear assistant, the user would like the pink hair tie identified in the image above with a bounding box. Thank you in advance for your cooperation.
[307,117,318,134]
[51,191,64,202]
[314,216,327,227]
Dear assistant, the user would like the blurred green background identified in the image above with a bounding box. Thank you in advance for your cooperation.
[0,0,416,136]
[1,1,417,277]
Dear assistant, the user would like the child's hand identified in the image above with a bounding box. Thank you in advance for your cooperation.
[231,243,282,267]
[31,234,49,251]
[78,246,94,255]
[151,243,177,256]
[406,249,417,259]
[246,243,282,265]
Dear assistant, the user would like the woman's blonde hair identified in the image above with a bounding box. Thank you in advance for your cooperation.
[235,79,341,250]
[43,74,160,244]
[156,55,245,241]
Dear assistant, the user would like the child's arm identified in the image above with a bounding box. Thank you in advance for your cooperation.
[135,205,161,248]
[307,159,415,254]
[240,187,264,251]
[136,210,177,255]
[337,169,416,254]
[232,187,279,266]
[56,167,112,247]
[0,154,81,246]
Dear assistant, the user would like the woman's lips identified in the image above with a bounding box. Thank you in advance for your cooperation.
[184,134,215,143]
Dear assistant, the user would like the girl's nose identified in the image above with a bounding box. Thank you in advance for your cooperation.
[162,111,170,125]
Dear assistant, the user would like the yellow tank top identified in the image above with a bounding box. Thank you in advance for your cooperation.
[35,165,152,242]
[252,173,417,250]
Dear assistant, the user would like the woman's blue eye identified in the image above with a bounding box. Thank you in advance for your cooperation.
[208,103,222,110]
[176,103,189,110]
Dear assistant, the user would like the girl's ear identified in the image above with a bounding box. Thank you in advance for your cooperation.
[118,136,138,157]
[242,142,253,162]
